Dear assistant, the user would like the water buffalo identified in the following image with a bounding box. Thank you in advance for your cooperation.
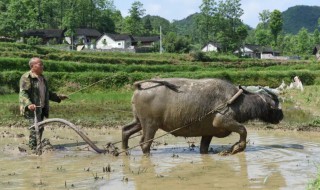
[122,78,283,155]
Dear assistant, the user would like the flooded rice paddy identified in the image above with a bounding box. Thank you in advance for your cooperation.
[0,126,320,190]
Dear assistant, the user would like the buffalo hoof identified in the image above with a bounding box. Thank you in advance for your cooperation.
[218,141,246,156]
[230,141,246,154]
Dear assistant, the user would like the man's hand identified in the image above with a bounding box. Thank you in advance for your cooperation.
[58,94,69,101]
[28,104,36,111]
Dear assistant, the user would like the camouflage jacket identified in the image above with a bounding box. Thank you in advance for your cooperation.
[19,71,61,119]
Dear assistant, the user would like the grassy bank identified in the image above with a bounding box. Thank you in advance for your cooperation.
[1,85,320,129]
[0,90,133,127]
[308,171,320,190]
[0,70,317,94]
[1,42,320,95]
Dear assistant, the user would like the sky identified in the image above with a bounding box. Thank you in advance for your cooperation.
[114,0,320,28]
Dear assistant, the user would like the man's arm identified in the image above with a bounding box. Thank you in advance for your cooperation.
[49,91,62,103]
[49,91,68,103]
[19,75,32,115]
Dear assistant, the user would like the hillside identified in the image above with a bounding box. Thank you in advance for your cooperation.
[169,5,320,35]
[282,5,320,34]
[171,13,200,36]
[141,15,171,35]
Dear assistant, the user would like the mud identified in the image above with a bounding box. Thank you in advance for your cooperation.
[0,126,319,190]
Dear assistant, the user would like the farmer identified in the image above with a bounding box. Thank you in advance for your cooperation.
[19,57,68,150]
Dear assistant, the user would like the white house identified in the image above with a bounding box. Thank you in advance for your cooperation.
[96,33,133,50]
[235,44,280,59]
[201,42,221,52]
[64,28,101,48]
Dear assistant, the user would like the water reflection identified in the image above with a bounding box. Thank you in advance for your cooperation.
[113,146,286,190]
[0,127,319,190]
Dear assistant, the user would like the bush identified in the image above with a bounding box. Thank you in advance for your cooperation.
[26,37,43,46]
[189,51,210,62]
[0,85,15,94]
[47,38,57,45]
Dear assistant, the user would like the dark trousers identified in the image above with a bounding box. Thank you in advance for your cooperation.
[28,110,45,150]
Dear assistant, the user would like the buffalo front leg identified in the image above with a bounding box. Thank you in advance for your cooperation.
[200,136,213,154]
[213,114,247,155]
[122,120,142,150]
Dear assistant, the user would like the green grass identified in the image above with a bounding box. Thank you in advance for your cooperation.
[2,85,320,128]
[0,90,134,127]
[308,169,320,190]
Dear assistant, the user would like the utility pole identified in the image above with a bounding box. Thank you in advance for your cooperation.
[160,26,163,54]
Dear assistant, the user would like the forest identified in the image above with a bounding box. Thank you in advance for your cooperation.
[0,0,320,56]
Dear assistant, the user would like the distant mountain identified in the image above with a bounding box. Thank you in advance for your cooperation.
[141,15,171,34]
[282,5,320,34]
[171,13,200,36]
[143,5,320,37]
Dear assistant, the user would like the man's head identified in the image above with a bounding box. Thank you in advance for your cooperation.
[29,57,44,75]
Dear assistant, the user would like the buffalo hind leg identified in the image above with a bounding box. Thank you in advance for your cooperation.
[213,114,247,155]
[200,136,213,154]
[122,120,142,150]
[140,121,159,155]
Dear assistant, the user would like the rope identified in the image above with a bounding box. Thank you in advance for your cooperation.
[115,124,192,156]
[61,102,133,114]
[110,133,142,145]
[66,76,110,97]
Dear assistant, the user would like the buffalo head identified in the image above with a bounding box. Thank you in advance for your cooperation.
[259,88,284,124]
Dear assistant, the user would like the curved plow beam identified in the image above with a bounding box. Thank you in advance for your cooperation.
[30,118,107,154]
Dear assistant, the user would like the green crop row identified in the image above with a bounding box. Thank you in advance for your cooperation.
[1,57,318,75]
[1,42,312,66]
[0,57,232,73]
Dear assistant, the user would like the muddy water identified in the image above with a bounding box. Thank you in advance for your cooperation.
[0,127,319,190]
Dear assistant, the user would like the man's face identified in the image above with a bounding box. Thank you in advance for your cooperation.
[31,59,44,75]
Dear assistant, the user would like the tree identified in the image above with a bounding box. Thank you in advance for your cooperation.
[143,16,152,35]
[255,29,272,46]
[163,32,191,53]
[112,10,124,33]
[0,0,38,37]
[63,0,79,45]
[215,0,247,52]
[314,29,320,45]
[123,1,145,35]
[296,28,312,55]
[95,1,118,33]
[258,10,270,29]
[269,9,283,46]
[0,0,122,38]
[198,0,217,45]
